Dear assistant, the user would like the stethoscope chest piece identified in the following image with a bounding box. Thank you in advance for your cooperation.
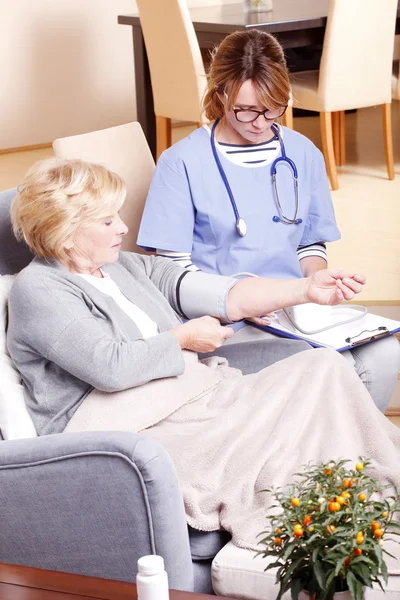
[236,218,247,237]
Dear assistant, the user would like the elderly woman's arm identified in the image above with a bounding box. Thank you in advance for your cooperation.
[177,268,365,324]
[8,271,186,393]
[225,270,366,322]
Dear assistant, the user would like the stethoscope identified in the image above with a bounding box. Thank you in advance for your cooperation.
[210,119,302,237]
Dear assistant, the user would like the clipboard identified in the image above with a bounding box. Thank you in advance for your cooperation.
[247,307,400,353]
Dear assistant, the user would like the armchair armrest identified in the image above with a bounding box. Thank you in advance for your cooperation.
[0,431,193,591]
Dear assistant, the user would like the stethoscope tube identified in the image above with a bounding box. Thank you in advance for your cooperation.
[210,118,302,236]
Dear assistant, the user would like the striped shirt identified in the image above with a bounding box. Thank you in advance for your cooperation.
[157,244,327,272]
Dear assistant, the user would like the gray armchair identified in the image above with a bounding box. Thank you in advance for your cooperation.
[0,186,230,594]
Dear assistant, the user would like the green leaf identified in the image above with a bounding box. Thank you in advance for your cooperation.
[265,561,285,572]
[282,542,298,561]
[334,556,348,576]
[346,571,359,600]
[374,543,383,566]
[313,560,326,590]
[381,558,388,585]
[351,564,372,587]
[382,548,397,560]
[290,578,302,600]
[325,568,336,589]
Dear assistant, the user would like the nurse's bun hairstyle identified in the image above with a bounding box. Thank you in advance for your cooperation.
[203,30,290,121]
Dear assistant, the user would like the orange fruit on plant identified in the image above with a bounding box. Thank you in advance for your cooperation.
[358,493,366,502]
[307,526,315,533]
[324,468,332,476]
[337,496,346,505]
[353,548,362,556]
[328,501,341,512]
[371,521,380,531]
[291,498,300,507]
[341,491,351,499]
[356,532,364,545]
[293,527,303,538]
[382,511,389,518]
[326,525,336,534]
[303,515,312,527]
[343,479,352,488]
[374,528,384,538]
[356,462,364,472]
[345,557,352,566]
[274,537,283,546]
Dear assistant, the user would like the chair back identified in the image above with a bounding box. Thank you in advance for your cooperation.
[0,188,34,275]
[53,123,155,253]
[136,0,207,122]
[318,0,398,111]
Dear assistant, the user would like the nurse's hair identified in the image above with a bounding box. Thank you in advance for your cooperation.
[11,157,126,262]
[203,30,290,121]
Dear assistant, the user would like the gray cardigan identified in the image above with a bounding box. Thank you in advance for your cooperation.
[7,252,237,435]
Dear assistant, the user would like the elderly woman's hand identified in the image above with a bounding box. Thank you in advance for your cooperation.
[306,270,366,305]
[171,316,234,352]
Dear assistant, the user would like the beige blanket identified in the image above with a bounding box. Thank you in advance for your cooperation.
[66,347,400,560]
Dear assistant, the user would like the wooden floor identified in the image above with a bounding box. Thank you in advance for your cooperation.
[1,105,399,413]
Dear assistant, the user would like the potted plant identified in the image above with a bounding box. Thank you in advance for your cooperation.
[258,458,400,600]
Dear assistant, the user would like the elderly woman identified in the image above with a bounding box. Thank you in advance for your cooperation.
[7,158,400,552]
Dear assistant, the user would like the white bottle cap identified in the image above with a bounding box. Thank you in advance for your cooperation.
[138,555,165,576]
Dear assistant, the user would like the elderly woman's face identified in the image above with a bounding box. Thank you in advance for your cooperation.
[68,212,128,272]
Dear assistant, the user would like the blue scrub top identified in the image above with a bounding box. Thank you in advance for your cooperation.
[137,126,341,279]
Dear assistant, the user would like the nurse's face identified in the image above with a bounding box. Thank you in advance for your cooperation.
[222,79,280,145]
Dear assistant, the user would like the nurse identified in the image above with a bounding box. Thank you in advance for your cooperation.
[137,29,400,412]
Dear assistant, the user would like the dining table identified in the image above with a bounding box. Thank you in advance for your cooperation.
[118,0,400,158]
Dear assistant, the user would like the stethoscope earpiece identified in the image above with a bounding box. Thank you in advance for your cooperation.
[210,119,301,236]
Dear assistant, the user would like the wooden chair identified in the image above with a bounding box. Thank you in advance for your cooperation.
[135,0,207,161]
[53,123,155,253]
[290,0,397,190]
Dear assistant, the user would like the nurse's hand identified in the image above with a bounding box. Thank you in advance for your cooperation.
[170,316,235,352]
[306,270,366,305]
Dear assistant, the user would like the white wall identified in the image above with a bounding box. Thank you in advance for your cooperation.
[1,0,139,149]
[0,0,237,150]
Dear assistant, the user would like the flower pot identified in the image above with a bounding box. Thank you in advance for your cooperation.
[299,591,358,600]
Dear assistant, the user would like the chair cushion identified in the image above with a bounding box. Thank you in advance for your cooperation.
[0,188,33,276]
[290,70,323,112]
[212,541,400,599]
[188,526,230,560]
[0,275,37,439]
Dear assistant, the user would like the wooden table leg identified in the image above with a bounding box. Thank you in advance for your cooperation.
[132,25,156,159]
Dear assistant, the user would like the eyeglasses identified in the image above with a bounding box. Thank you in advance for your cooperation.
[233,106,287,123]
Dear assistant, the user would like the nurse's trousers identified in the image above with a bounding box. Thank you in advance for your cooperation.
[200,325,400,413]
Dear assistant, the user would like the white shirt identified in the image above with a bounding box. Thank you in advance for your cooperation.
[77,270,159,339]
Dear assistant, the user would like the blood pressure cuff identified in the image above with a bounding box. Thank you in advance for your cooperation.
[176,271,239,323]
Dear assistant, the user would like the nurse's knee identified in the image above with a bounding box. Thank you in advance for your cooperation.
[356,335,400,374]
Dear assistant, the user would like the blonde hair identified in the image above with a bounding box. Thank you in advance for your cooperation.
[11,158,126,262]
[203,30,290,121]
